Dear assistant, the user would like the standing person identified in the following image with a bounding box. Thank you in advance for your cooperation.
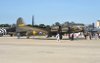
[56,33,60,42]
[17,33,20,39]
[84,32,87,40]
[98,33,100,39]
[95,33,98,40]
[89,32,92,40]
[71,33,74,40]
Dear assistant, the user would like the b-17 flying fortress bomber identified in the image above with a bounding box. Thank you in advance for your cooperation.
[0,17,100,40]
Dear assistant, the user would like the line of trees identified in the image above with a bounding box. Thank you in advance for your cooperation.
[52,21,85,26]
[0,24,11,27]
[0,21,85,28]
[0,24,50,28]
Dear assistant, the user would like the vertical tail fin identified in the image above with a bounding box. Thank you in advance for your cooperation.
[17,17,25,27]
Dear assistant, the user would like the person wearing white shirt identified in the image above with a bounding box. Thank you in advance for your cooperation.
[56,33,60,42]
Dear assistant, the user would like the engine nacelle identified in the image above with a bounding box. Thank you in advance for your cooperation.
[0,28,7,37]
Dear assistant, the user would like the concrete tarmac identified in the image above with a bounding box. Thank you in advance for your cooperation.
[0,36,100,63]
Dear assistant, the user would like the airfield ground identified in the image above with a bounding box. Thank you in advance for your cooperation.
[0,36,100,63]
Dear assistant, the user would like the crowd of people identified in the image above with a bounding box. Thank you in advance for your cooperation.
[56,32,100,42]
[16,31,100,42]
[83,32,100,40]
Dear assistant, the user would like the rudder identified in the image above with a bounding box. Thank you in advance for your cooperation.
[17,17,25,27]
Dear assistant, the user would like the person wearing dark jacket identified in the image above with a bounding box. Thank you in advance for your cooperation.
[71,33,74,40]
